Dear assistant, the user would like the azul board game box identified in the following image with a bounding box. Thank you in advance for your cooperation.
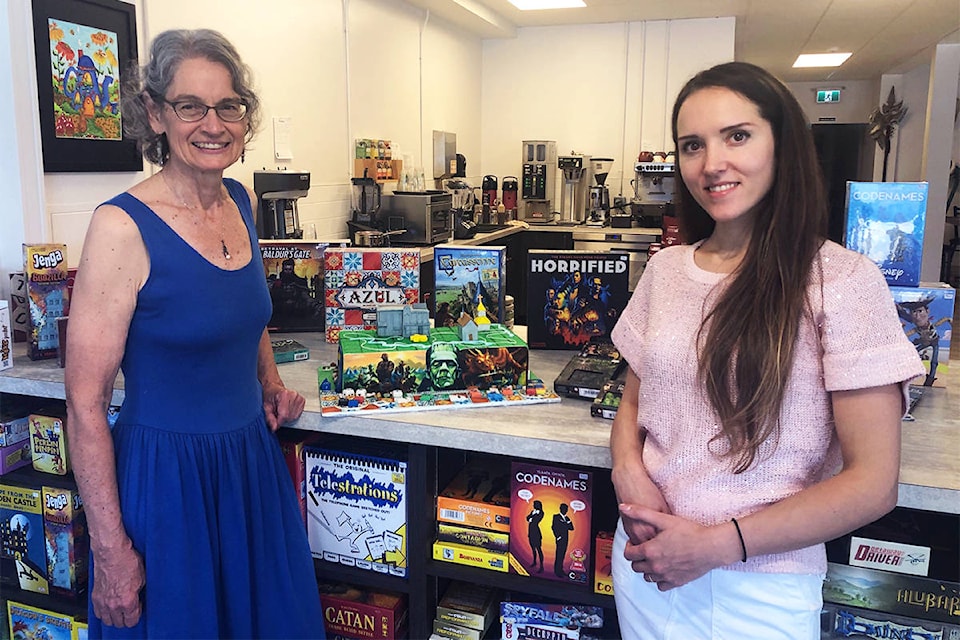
[819,602,960,639]
[30,412,69,475]
[7,601,73,640]
[554,340,625,400]
[22,244,70,361]
[261,240,327,333]
[1,300,10,371]
[338,324,528,395]
[890,283,954,388]
[271,338,310,363]
[42,486,88,597]
[433,245,507,326]
[306,446,408,577]
[324,248,421,343]
[510,461,592,584]
[437,455,511,533]
[844,181,928,286]
[526,250,630,350]
[0,484,49,594]
[318,582,408,640]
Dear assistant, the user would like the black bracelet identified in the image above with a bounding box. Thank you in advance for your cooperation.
[731,518,747,563]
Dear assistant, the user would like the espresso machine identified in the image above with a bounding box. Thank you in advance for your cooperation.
[631,156,676,227]
[557,154,592,225]
[254,170,310,239]
[587,157,614,227]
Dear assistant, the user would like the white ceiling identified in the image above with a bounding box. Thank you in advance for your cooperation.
[403,0,960,82]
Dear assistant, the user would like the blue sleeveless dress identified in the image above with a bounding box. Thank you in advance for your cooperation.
[89,179,324,639]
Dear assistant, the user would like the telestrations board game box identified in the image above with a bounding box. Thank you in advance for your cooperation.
[437,456,511,533]
[30,412,69,475]
[319,582,408,640]
[844,181,928,287]
[22,244,70,361]
[554,340,625,399]
[260,240,327,333]
[7,601,73,640]
[42,486,88,597]
[526,250,630,350]
[306,446,408,577]
[890,283,955,388]
[433,245,507,326]
[509,461,592,584]
[324,248,421,343]
[0,484,49,594]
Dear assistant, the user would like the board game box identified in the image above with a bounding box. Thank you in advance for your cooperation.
[593,530,614,596]
[553,340,625,399]
[0,483,49,594]
[271,338,310,364]
[509,461,593,584]
[590,365,629,420]
[820,602,960,639]
[436,581,499,633]
[500,602,604,640]
[437,455,511,533]
[277,428,324,525]
[261,240,327,333]
[8,272,28,343]
[324,247,421,343]
[22,244,70,361]
[7,600,73,640]
[0,300,10,371]
[42,485,88,597]
[844,181,928,287]
[306,446,408,577]
[30,412,69,475]
[889,283,954,388]
[526,250,630,350]
[433,245,507,326]
[318,582,408,640]
[432,540,509,573]
[0,439,32,475]
[436,522,509,553]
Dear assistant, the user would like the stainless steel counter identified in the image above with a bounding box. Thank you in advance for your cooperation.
[1,335,957,514]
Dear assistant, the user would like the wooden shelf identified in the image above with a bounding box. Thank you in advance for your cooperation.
[354,158,402,183]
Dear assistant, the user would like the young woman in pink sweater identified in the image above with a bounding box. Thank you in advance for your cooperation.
[609,62,924,638]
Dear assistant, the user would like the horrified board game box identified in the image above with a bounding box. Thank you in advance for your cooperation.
[260,240,327,333]
[553,339,625,400]
[526,249,630,350]
[433,245,507,326]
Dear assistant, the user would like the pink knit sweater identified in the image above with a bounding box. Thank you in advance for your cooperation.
[611,240,924,575]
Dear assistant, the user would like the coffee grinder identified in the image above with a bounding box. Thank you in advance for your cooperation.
[587,157,614,227]
[254,170,310,239]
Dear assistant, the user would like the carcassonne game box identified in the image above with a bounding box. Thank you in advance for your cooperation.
[526,250,629,350]
[433,245,506,327]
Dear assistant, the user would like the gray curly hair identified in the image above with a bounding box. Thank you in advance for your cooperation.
[121,29,261,166]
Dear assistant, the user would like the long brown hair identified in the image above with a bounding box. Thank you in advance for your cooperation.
[671,62,827,472]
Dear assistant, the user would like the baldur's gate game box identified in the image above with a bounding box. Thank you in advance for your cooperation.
[526,250,629,350]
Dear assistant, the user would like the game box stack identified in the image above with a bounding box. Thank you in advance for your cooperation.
[433,456,511,574]
[432,245,507,326]
[432,581,499,640]
[526,250,630,350]
[323,247,421,343]
[0,483,49,595]
[260,240,327,333]
[509,461,592,585]
[319,582,408,640]
[305,444,408,577]
[22,244,70,361]
[499,602,604,640]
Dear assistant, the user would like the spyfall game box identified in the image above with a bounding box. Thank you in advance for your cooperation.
[526,250,630,350]
[890,283,955,388]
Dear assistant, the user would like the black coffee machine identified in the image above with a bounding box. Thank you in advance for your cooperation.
[254,170,310,239]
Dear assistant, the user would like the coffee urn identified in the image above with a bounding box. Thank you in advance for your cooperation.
[501,177,518,221]
[481,175,498,224]
[254,170,310,239]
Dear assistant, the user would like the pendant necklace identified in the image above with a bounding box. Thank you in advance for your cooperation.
[162,171,232,260]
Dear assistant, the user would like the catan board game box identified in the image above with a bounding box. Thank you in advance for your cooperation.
[318,582,408,639]
[433,245,507,326]
[526,249,630,350]
[22,244,70,361]
[323,247,421,343]
[261,240,327,333]
[889,283,954,387]
[553,339,625,400]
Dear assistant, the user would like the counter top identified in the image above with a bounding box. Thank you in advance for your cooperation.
[2,334,956,514]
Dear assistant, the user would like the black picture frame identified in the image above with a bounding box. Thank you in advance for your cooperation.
[31,0,143,173]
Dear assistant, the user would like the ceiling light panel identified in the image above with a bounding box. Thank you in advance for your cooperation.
[792,52,852,68]
[508,0,587,9]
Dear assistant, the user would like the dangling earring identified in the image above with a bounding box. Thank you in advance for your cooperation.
[154,133,169,166]
[241,147,246,164]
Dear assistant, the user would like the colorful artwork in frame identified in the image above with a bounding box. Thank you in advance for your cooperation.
[31,0,142,173]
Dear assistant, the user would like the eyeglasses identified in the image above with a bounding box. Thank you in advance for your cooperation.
[160,98,248,123]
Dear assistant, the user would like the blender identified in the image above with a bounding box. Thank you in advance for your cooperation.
[347,170,386,244]
[587,157,614,227]
[445,179,478,239]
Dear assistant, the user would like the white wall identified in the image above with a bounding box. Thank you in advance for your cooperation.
[480,18,736,203]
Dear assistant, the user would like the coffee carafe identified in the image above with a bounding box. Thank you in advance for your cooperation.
[351,171,382,227]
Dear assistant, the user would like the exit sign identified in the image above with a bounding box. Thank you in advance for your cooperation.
[816,89,841,103]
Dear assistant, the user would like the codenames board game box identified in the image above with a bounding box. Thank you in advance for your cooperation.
[433,245,507,326]
[890,283,955,388]
[319,582,408,640]
[261,240,327,333]
[844,181,928,287]
[42,485,88,597]
[22,244,70,360]
[323,248,421,343]
[306,446,408,577]
[526,250,630,350]
[0,483,49,594]
[509,461,592,584]
[7,601,73,640]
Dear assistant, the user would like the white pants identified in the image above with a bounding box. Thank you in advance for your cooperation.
[612,520,824,640]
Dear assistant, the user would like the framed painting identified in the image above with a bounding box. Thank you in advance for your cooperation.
[31,0,143,173]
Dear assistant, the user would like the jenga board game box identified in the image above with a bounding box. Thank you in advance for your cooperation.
[7,600,73,640]
[277,428,324,525]
[437,456,511,533]
[319,582,408,640]
[0,484,49,594]
[42,486,88,597]
[509,461,592,584]
[22,244,70,361]
[30,411,69,475]
[890,283,955,388]
[526,250,630,350]
[594,530,614,596]
[260,240,327,333]
[323,248,421,343]
[433,245,507,326]
[0,300,11,371]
